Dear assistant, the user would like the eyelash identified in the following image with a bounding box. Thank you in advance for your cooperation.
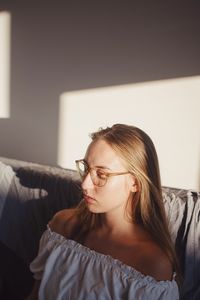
[96,169,108,179]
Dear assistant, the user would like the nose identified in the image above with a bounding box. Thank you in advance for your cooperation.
[81,172,94,190]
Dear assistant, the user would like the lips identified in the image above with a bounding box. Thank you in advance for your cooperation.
[83,194,96,204]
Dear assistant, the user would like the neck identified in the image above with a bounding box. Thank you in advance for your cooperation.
[100,208,134,236]
[98,212,148,244]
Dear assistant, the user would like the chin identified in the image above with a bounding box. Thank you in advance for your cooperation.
[86,204,104,214]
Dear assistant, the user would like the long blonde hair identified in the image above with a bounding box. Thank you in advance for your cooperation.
[74,124,181,282]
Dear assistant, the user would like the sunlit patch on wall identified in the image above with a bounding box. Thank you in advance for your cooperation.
[57,76,200,190]
[0,11,11,118]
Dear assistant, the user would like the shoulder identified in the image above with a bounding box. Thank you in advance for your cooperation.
[137,242,173,281]
[48,208,79,238]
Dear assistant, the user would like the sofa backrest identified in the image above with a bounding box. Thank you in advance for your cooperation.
[0,157,199,300]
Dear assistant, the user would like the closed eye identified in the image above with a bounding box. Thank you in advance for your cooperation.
[96,169,108,179]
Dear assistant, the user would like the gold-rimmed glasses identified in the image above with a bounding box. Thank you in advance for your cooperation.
[75,159,130,187]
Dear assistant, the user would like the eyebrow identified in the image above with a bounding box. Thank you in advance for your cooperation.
[83,159,111,170]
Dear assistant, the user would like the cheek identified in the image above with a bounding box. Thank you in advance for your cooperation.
[96,177,131,204]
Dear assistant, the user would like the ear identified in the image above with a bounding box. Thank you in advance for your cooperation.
[131,184,137,193]
[130,176,138,193]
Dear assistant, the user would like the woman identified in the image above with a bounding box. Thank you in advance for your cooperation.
[27,124,180,299]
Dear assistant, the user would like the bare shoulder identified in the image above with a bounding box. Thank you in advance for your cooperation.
[138,242,173,281]
[48,208,78,238]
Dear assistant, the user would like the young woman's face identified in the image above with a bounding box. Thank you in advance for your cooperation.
[81,139,136,215]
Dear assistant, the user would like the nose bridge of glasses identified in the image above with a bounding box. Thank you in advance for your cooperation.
[88,167,98,184]
[81,165,96,186]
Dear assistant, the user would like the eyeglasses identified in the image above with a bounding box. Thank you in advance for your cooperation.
[75,159,130,187]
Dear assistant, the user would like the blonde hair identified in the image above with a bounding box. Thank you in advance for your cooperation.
[75,124,181,283]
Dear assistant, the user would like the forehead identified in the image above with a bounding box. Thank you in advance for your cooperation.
[85,139,124,168]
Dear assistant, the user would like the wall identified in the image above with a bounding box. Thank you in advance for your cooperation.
[58,77,200,190]
[0,1,200,189]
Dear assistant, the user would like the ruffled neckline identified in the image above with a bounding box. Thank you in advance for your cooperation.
[46,225,177,287]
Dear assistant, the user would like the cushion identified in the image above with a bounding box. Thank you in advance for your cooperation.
[163,187,200,300]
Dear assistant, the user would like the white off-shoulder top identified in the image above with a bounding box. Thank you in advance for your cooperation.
[30,226,179,300]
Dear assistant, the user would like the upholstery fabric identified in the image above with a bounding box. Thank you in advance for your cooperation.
[0,157,199,300]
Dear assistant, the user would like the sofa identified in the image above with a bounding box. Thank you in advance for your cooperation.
[0,157,199,300]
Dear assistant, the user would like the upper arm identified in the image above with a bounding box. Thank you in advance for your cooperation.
[141,248,173,281]
[150,256,172,281]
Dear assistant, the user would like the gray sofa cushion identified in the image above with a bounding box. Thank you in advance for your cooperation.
[0,157,199,300]
[0,158,82,299]
[163,187,200,300]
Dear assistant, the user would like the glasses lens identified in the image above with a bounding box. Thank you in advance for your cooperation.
[77,161,88,179]
[91,169,107,187]
[76,160,107,187]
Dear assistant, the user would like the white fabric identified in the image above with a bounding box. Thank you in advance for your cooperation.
[0,161,15,218]
[30,227,179,300]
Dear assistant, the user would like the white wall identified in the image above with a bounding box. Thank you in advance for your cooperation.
[58,76,200,191]
[0,11,10,118]
[0,1,199,190]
